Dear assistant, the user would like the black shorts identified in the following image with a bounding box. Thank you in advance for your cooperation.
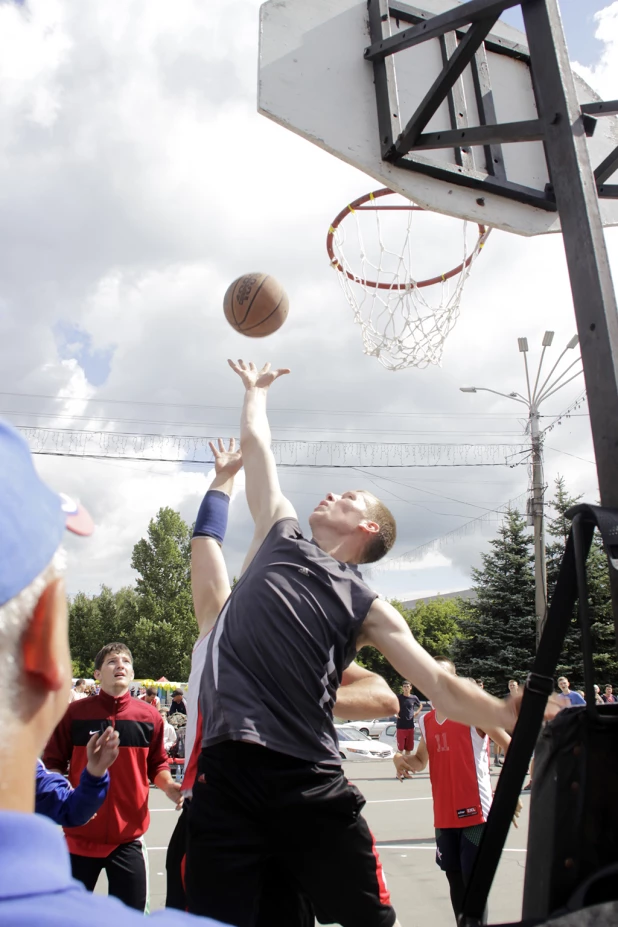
[166,797,315,926]
[435,824,485,877]
[185,741,396,927]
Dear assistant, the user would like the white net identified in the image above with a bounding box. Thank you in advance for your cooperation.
[328,190,490,371]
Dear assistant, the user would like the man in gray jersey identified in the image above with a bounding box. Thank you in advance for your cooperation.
[185,359,532,927]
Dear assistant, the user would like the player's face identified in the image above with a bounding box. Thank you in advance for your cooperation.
[309,490,373,536]
[95,652,134,696]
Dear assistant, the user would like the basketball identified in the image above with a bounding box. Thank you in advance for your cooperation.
[223,273,289,337]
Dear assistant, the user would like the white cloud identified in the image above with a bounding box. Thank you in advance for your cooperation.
[0,0,615,600]
[572,3,618,97]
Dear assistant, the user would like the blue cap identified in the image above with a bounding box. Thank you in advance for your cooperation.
[0,420,93,607]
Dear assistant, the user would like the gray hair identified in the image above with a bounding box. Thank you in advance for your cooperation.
[0,547,66,714]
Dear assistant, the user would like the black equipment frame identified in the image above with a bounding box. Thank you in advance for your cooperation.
[458,503,618,924]
[366,0,618,636]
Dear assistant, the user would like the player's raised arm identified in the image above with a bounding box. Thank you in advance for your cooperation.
[191,438,241,636]
[228,358,296,541]
[359,598,559,734]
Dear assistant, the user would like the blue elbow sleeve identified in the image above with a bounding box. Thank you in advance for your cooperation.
[192,489,230,544]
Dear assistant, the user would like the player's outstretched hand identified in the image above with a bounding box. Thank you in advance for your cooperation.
[86,727,120,778]
[209,437,243,477]
[228,359,290,391]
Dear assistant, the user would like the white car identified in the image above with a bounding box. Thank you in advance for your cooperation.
[341,716,398,739]
[379,723,421,751]
[336,725,394,761]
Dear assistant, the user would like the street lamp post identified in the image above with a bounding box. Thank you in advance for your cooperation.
[460,332,582,650]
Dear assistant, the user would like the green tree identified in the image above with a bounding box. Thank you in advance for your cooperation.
[68,592,102,676]
[411,597,463,659]
[453,509,536,694]
[130,507,197,679]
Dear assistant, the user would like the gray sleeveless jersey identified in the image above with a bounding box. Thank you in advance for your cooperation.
[199,518,378,765]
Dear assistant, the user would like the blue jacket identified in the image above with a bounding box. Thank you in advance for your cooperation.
[35,759,109,827]
[0,811,229,926]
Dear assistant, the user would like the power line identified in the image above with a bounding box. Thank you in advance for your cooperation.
[0,389,588,418]
[3,409,525,437]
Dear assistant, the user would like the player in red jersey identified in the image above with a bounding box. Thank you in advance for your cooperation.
[394,659,519,923]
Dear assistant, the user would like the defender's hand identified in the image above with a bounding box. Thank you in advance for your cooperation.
[164,781,184,810]
[512,797,523,828]
[208,437,243,477]
[393,753,415,780]
[86,727,120,778]
[227,359,290,390]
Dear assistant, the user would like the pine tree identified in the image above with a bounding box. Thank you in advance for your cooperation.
[452,510,536,694]
[546,476,618,688]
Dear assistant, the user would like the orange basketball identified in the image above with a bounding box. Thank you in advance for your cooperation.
[223,273,289,337]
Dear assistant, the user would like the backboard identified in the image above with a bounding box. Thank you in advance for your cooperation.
[258,0,618,236]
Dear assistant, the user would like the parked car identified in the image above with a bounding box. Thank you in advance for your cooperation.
[342,716,397,739]
[335,726,394,761]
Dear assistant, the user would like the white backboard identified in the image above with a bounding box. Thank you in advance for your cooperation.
[258,0,618,236]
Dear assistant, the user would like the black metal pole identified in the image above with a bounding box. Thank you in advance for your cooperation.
[522,0,618,642]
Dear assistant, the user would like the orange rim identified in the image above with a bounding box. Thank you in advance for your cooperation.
[326,187,488,290]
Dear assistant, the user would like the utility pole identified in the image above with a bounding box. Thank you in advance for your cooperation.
[529,408,547,648]
[461,331,582,650]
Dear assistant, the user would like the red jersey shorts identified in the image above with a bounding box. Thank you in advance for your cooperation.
[396,729,415,752]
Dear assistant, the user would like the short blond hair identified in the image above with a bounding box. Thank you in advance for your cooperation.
[358,492,397,564]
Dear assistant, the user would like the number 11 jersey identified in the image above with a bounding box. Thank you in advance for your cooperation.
[419,710,493,829]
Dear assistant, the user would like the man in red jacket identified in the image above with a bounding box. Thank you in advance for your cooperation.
[43,642,181,912]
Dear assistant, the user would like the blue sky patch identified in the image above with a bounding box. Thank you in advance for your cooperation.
[502,0,610,68]
[54,321,115,387]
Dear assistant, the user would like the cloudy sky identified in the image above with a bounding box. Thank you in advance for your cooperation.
[2,0,617,603]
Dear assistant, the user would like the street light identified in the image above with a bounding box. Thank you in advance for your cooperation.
[460,333,583,649]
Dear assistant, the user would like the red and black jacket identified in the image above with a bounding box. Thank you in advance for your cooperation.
[42,689,169,857]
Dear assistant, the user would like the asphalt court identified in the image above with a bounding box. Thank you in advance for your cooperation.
[95,761,529,925]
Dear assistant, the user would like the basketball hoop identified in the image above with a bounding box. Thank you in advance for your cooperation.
[326,188,490,371]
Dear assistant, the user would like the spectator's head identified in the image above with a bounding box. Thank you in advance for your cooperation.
[159,708,168,719]
[0,421,93,806]
[172,689,184,702]
[606,685,613,696]
[75,678,86,692]
[594,684,600,694]
[94,643,134,697]
[476,680,484,689]
[143,686,157,703]
[508,679,519,695]
[558,676,570,693]
[401,681,412,694]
